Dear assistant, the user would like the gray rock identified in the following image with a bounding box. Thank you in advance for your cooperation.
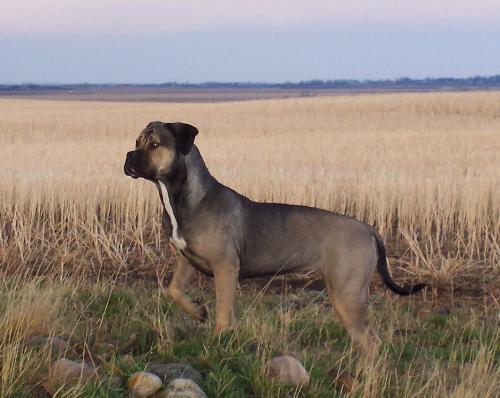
[95,342,118,361]
[148,363,202,384]
[127,372,163,398]
[95,342,118,354]
[266,355,310,387]
[44,359,97,395]
[27,336,73,358]
[109,376,123,388]
[332,371,357,392]
[276,350,303,362]
[328,367,359,393]
[158,378,207,398]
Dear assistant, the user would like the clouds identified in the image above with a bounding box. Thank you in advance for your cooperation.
[2,0,500,35]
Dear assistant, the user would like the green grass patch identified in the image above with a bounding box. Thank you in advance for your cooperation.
[1,278,499,397]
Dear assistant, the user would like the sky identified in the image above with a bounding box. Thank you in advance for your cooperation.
[1,0,500,84]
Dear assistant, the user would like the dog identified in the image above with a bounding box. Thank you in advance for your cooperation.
[124,121,426,354]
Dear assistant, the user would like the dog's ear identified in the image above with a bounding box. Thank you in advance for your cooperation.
[164,122,199,155]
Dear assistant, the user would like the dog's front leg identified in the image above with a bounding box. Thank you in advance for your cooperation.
[213,258,239,333]
[166,255,208,322]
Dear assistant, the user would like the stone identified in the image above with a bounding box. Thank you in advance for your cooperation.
[45,359,97,395]
[109,376,123,388]
[284,294,300,309]
[159,378,207,398]
[95,342,118,361]
[394,328,417,336]
[123,333,138,350]
[276,350,303,362]
[95,342,118,354]
[437,306,451,316]
[287,293,299,302]
[266,355,310,387]
[27,336,73,358]
[119,354,135,368]
[127,372,163,397]
[109,362,124,376]
[247,340,262,353]
[148,363,202,384]
[416,308,432,319]
[332,371,357,392]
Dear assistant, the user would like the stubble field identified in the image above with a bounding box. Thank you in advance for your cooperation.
[0,92,499,397]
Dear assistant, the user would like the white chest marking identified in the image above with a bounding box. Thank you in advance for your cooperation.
[158,181,186,250]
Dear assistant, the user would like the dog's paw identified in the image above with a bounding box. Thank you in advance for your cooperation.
[214,325,235,341]
[192,299,208,322]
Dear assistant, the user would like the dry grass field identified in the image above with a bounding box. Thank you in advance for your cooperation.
[0,92,499,397]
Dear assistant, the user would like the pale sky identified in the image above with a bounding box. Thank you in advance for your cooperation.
[1,1,500,83]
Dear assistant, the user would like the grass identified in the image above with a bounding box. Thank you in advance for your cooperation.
[0,91,499,396]
[1,93,499,285]
[0,275,498,397]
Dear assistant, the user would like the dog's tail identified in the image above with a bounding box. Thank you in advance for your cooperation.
[371,231,426,296]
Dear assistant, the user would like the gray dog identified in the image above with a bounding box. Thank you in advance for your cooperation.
[124,121,425,354]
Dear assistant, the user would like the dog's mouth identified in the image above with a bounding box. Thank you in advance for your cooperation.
[124,163,139,179]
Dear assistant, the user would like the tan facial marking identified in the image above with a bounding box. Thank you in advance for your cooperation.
[135,128,176,177]
[152,146,175,177]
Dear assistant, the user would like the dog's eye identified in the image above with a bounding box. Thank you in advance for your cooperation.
[150,142,160,149]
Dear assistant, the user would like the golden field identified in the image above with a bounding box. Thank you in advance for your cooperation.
[1,92,499,286]
[0,92,499,397]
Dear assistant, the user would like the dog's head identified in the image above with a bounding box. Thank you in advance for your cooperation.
[124,121,198,180]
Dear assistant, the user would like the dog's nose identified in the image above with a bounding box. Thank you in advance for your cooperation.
[124,151,139,178]
[126,151,137,162]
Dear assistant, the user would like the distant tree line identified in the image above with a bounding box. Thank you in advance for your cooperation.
[2,75,500,91]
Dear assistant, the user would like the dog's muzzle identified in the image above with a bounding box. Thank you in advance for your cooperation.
[124,151,139,179]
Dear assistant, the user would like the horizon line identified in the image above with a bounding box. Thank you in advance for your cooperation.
[2,74,500,87]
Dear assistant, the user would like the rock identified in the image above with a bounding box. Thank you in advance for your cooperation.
[119,354,135,369]
[109,362,124,376]
[394,328,417,336]
[95,342,117,354]
[122,333,139,351]
[284,294,300,309]
[95,342,118,361]
[287,293,299,302]
[159,378,207,398]
[172,323,189,339]
[332,371,357,392]
[311,290,328,304]
[148,363,202,384]
[45,359,97,395]
[109,376,122,388]
[277,350,303,362]
[266,355,310,387]
[416,308,432,319]
[127,372,163,397]
[437,306,451,316]
[27,336,73,358]
[247,340,262,353]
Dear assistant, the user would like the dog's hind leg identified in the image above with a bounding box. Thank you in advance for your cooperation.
[326,284,380,356]
[166,255,208,322]
[321,248,380,356]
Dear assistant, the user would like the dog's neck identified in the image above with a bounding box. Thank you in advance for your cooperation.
[156,145,215,206]
[155,145,216,249]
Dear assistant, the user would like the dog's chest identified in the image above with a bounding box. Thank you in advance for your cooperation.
[158,181,187,250]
